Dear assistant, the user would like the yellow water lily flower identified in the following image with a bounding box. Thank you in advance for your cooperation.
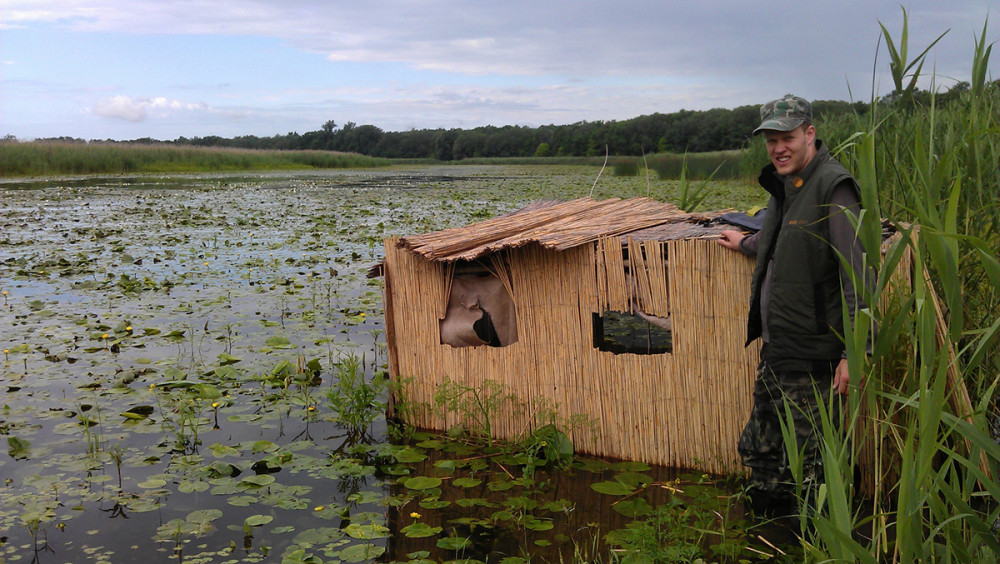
[410,512,421,519]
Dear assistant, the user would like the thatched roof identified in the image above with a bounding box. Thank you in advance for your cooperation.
[397,197,737,263]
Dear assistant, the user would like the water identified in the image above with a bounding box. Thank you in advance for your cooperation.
[0,166,761,563]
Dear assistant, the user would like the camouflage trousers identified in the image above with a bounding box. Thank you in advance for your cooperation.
[738,358,840,503]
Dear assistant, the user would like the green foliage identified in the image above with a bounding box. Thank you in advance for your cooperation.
[604,499,719,563]
[612,150,743,181]
[780,12,1000,563]
[324,353,387,431]
[0,141,389,177]
[432,378,517,447]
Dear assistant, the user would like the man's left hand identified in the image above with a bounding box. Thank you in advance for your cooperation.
[833,358,850,395]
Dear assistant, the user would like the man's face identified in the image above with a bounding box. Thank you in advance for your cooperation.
[764,125,816,176]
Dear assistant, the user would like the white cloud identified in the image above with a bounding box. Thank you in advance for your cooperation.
[93,95,207,122]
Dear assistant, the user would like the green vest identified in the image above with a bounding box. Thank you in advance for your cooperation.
[746,141,860,361]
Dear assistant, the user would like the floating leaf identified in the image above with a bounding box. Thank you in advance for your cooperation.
[401,522,442,538]
[456,497,495,509]
[541,499,574,512]
[207,461,242,478]
[7,436,31,459]
[591,481,635,496]
[487,480,513,492]
[613,497,654,518]
[217,353,242,365]
[264,336,295,349]
[452,477,482,488]
[121,405,155,420]
[192,383,222,399]
[281,548,325,564]
[437,536,472,551]
[612,460,651,472]
[418,498,450,509]
[177,480,209,493]
[402,476,442,491]
[433,459,456,473]
[615,471,654,489]
[138,478,167,489]
[244,514,273,527]
[523,517,554,531]
[339,544,385,563]
[344,523,390,540]
[240,474,275,488]
[187,509,223,524]
[209,443,240,458]
[250,440,279,453]
[346,490,381,505]
[392,446,427,463]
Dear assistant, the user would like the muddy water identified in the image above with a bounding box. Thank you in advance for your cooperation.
[0,166,761,563]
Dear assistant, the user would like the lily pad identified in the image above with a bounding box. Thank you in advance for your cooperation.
[264,336,295,349]
[613,497,654,518]
[591,481,635,496]
[344,523,390,540]
[402,476,442,491]
[244,514,273,527]
[401,522,442,538]
[187,509,223,524]
[437,536,472,551]
[339,543,385,562]
[121,405,155,420]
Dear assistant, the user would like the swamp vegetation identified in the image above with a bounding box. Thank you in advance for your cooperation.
[0,167,769,564]
[2,11,999,564]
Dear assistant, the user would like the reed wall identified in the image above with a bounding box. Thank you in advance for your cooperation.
[382,236,759,474]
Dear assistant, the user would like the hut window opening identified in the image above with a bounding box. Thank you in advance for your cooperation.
[593,242,671,355]
[439,257,518,348]
[593,310,672,355]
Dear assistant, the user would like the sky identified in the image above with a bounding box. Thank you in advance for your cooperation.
[1,1,996,141]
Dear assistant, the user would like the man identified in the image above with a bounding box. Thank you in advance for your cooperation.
[717,94,868,513]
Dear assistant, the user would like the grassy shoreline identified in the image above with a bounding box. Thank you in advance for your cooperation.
[1,140,751,181]
[0,141,391,177]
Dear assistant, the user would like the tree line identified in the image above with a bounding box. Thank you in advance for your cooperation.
[24,86,979,160]
[167,100,868,159]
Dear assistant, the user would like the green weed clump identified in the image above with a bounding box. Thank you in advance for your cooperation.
[325,352,387,431]
[0,141,389,177]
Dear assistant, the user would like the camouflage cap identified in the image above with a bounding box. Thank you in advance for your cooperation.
[753,95,812,135]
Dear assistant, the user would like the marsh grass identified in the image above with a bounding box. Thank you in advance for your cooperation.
[611,150,742,180]
[0,141,389,177]
[777,10,1000,562]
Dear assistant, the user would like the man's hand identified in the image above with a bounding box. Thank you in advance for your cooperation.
[833,358,850,395]
[717,230,745,251]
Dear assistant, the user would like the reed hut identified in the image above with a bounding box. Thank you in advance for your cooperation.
[377,196,768,474]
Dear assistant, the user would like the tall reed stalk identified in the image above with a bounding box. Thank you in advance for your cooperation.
[782,10,1000,562]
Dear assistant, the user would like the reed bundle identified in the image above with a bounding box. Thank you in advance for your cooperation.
[399,197,694,262]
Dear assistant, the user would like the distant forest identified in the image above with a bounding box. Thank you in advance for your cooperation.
[35,86,976,160]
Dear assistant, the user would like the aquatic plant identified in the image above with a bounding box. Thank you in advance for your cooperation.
[325,352,387,432]
[777,11,1000,562]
